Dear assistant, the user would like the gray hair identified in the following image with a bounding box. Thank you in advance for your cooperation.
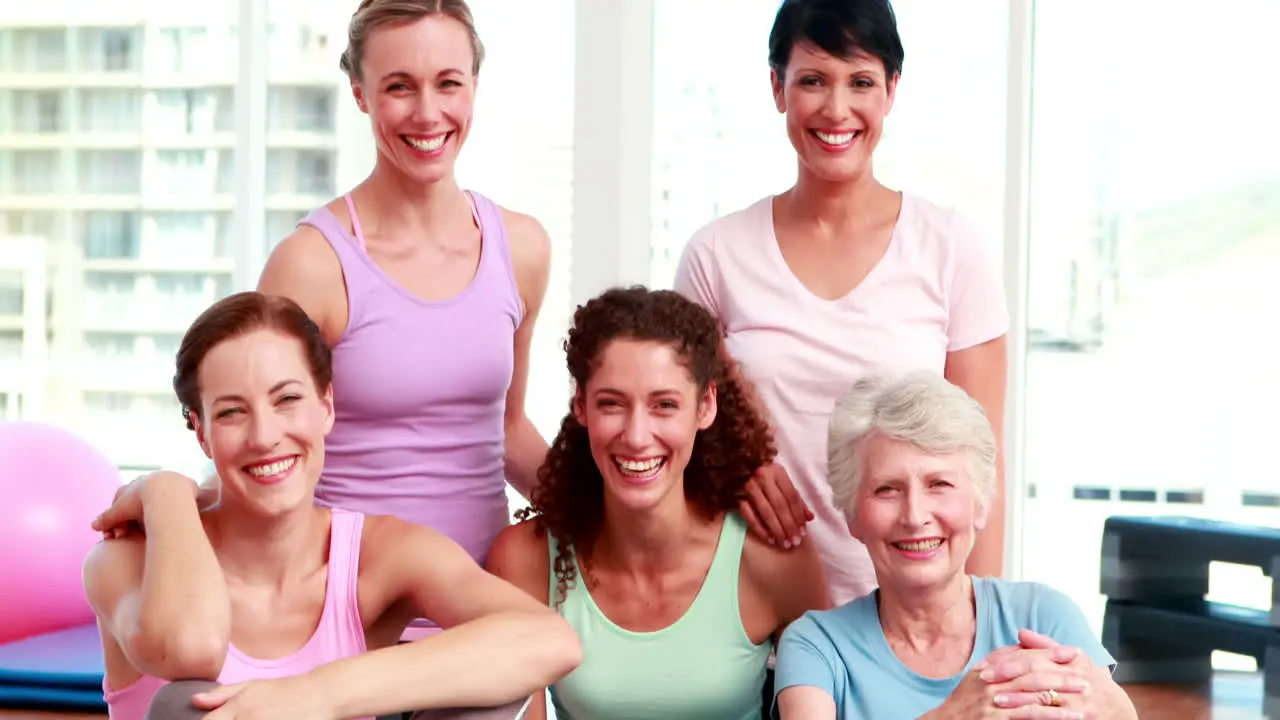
[827,371,997,519]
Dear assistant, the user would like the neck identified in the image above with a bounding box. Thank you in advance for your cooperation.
[205,503,328,587]
[355,155,468,236]
[877,573,975,649]
[593,494,703,576]
[785,165,890,228]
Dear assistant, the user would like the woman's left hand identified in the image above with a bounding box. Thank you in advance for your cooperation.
[978,630,1135,719]
[192,675,336,720]
[740,462,814,549]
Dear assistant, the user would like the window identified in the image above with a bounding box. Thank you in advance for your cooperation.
[154,150,211,194]
[9,90,65,133]
[1019,0,1280,670]
[77,89,142,133]
[266,148,335,196]
[148,212,217,263]
[0,271,22,315]
[77,28,141,73]
[78,150,141,194]
[3,28,66,73]
[81,211,140,259]
[268,86,334,132]
[3,211,58,239]
[154,27,208,73]
[8,150,60,194]
[153,90,217,135]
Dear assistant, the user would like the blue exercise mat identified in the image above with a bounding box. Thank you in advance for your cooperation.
[0,623,105,689]
[0,683,106,712]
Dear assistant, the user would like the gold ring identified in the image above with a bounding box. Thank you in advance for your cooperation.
[1045,689,1063,706]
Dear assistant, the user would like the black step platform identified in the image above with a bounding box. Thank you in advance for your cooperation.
[1098,516,1279,718]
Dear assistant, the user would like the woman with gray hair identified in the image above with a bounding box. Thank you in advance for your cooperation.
[772,372,1137,719]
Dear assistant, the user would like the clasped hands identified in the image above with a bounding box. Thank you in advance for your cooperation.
[941,628,1099,720]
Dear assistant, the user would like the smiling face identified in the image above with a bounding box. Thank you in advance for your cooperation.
[351,13,477,186]
[191,328,334,516]
[573,338,717,515]
[848,433,987,594]
[772,42,897,185]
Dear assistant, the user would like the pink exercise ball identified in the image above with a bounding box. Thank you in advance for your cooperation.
[0,422,120,644]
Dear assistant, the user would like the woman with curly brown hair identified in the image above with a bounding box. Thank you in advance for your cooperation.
[486,286,829,720]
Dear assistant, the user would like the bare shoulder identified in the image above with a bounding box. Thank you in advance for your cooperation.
[742,531,830,617]
[257,219,347,342]
[485,519,550,603]
[360,513,456,561]
[498,207,552,288]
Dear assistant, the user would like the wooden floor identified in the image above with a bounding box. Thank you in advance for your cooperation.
[0,673,1267,719]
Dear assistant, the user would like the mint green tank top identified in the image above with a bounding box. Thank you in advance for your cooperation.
[547,512,771,720]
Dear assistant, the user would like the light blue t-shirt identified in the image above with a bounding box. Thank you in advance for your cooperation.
[773,577,1116,720]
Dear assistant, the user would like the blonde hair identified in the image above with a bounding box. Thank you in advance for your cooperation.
[339,0,485,80]
[827,371,998,520]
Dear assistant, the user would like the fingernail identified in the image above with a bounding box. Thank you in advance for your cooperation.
[791,536,801,546]
[783,539,792,549]
[993,694,1010,707]
[768,538,776,545]
[979,669,995,682]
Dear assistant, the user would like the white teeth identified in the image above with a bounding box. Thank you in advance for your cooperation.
[247,457,296,477]
[613,457,664,476]
[814,130,857,145]
[894,539,943,552]
[404,134,447,152]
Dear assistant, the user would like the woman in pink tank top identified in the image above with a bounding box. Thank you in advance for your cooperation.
[256,0,551,580]
[84,292,580,720]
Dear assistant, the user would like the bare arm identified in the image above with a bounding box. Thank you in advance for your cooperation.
[777,686,837,719]
[256,225,347,345]
[744,533,830,644]
[485,520,555,720]
[82,473,230,682]
[945,335,1008,577]
[307,518,579,717]
[500,209,553,498]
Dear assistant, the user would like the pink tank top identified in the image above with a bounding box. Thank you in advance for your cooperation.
[102,509,370,720]
[299,192,521,577]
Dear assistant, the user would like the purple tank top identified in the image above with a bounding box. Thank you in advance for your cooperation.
[299,191,521,570]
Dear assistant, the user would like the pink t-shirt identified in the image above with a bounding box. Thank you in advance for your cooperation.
[102,509,370,720]
[674,193,1008,604]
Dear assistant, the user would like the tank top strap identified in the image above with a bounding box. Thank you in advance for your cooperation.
[685,512,750,626]
[466,190,524,320]
[324,508,367,636]
[343,193,367,251]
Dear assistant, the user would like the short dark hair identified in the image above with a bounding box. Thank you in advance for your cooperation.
[768,0,905,80]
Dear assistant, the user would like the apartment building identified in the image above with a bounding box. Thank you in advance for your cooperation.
[0,1,355,472]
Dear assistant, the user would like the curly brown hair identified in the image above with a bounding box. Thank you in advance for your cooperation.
[516,286,777,606]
